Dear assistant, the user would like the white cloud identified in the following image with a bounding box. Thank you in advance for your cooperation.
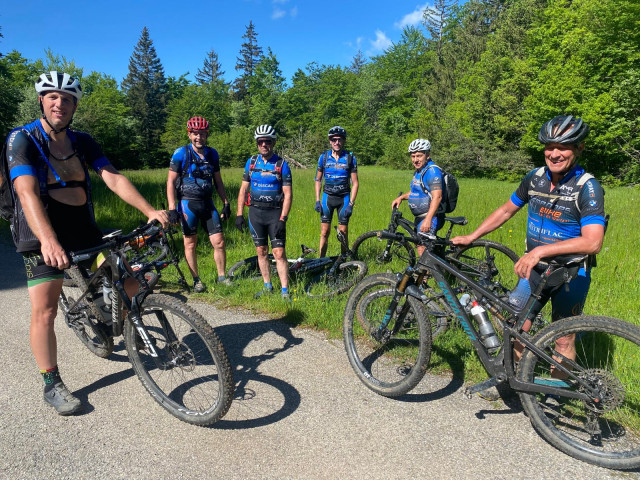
[395,3,430,29]
[369,30,392,53]
[272,8,286,19]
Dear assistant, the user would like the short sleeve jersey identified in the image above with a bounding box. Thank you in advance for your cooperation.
[510,165,606,252]
[8,120,110,194]
[242,154,292,207]
[169,144,220,200]
[316,150,357,197]
[407,160,444,217]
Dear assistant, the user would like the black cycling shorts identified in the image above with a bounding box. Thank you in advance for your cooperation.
[248,206,285,249]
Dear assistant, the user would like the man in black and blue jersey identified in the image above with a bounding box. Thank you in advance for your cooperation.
[452,115,606,397]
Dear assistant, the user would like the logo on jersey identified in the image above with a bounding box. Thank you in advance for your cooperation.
[589,200,597,207]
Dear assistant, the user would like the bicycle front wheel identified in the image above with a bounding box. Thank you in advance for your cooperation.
[352,230,416,273]
[343,274,433,397]
[125,293,234,426]
[518,315,640,470]
[305,260,368,298]
[450,239,519,294]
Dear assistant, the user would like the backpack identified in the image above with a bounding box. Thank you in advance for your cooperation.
[0,141,15,222]
[422,164,459,214]
[320,150,354,171]
[244,155,284,206]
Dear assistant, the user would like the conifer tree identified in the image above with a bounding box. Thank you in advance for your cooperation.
[234,21,264,100]
[122,27,167,167]
[195,49,225,84]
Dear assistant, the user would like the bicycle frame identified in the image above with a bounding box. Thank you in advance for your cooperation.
[386,239,603,404]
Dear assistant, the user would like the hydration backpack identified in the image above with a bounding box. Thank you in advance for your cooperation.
[421,164,459,214]
[0,141,15,222]
[244,155,284,206]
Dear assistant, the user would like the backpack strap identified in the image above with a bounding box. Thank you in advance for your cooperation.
[419,163,441,194]
[19,128,67,186]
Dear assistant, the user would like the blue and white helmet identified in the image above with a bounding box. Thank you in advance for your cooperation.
[35,71,83,101]
[408,138,431,153]
[254,124,277,140]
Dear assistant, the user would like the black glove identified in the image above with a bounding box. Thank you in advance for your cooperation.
[235,215,245,232]
[343,203,353,218]
[315,201,322,213]
[221,203,232,221]
[274,220,286,238]
[168,209,180,225]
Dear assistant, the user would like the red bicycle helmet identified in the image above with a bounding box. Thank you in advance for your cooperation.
[187,116,209,131]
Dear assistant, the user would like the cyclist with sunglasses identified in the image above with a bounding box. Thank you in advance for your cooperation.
[167,116,232,293]
[314,126,359,257]
[235,125,293,298]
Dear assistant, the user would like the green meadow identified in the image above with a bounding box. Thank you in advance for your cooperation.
[5,166,639,385]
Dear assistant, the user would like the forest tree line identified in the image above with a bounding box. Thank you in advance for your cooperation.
[0,0,638,184]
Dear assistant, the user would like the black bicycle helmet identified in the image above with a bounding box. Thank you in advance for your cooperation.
[538,115,589,145]
[328,126,347,138]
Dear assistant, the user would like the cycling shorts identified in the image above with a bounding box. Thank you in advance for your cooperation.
[415,213,445,235]
[248,206,285,249]
[179,198,222,236]
[320,193,352,225]
[529,265,591,321]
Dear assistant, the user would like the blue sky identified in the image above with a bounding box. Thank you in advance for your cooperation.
[1,1,432,86]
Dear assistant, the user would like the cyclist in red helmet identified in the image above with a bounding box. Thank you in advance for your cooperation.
[167,116,232,292]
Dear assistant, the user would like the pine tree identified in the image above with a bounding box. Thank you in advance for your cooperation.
[122,27,168,167]
[195,49,225,85]
[349,50,368,74]
[234,21,264,100]
[423,0,457,62]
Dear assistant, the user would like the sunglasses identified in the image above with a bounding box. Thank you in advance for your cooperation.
[257,139,273,146]
[329,137,344,143]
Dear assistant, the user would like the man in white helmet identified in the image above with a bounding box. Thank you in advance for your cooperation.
[391,138,445,255]
[235,125,293,299]
[2,72,168,415]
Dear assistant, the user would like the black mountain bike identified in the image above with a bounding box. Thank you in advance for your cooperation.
[57,222,234,426]
[228,227,367,298]
[352,205,520,292]
[343,233,640,470]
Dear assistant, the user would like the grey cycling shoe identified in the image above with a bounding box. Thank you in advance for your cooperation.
[44,382,82,415]
[193,279,206,293]
[254,288,274,299]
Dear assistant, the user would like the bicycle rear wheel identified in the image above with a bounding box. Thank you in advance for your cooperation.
[449,239,519,294]
[59,267,114,358]
[355,273,449,339]
[305,260,368,298]
[343,274,433,397]
[228,254,276,281]
[518,315,640,470]
[352,230,416,273]
[125,293,234,426]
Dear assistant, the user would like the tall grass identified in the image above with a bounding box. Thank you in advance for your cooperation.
[85,166,640,383]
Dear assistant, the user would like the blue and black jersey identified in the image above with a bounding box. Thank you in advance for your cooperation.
[170,144,220,200]
[316,150,357,197]
[242,154,292,208]
[407,160,444,217]
[511,165,606,252]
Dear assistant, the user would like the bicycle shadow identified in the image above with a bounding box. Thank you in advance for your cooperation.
[210,309,305,430]
[68,368,137,415]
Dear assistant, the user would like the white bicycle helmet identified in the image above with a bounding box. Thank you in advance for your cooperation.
[254,124,277,140]
[408,138,431,153]
[35,71,83,101]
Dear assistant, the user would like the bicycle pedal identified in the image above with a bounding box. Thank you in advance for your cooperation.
[463,377,501,399]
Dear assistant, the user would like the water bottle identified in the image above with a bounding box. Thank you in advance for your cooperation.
[460,295,500,351]
[102,278,113,307]
[508,278,531,310]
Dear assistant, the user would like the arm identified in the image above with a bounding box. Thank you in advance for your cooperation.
[281,185,292,219]
[419,189,443,233]
[451,199,521,245]
[391,192,410,209]
[167,170,179,210]
[99,165,168,226]
[349,171,359,205]
[212,171,229,205]
[13,175,68,268]
[315,169,323,202]
[236,180,249,216]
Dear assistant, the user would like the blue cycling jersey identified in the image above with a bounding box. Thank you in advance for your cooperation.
[316,150,357,197]
[242,154,292,208]
[510,165,606,252]
[408,160,443,217]
[169,144,220,200]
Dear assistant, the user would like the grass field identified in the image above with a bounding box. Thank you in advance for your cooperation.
[4,165,639,385]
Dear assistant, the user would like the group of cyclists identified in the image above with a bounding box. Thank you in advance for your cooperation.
[3,71,605,416]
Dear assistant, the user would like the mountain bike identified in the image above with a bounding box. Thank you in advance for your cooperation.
[343,233,640,470]
[351,204,520,293]
[228,226,367,298]
[56,221,234,426]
